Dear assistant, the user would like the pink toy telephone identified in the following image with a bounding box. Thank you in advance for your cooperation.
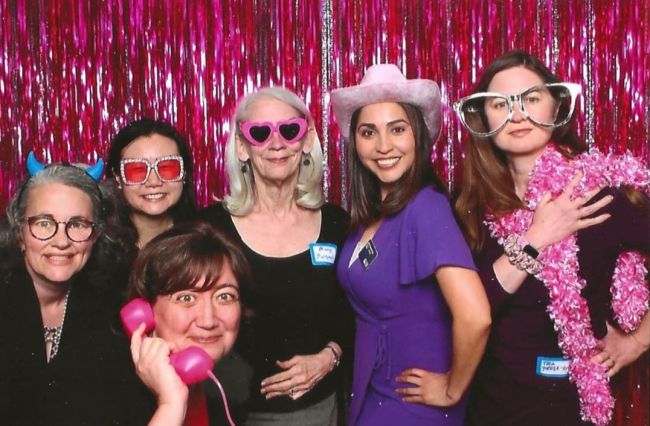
[120,298,214,385]
[121,298,236,425]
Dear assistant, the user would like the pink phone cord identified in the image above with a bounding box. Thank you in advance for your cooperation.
[207,370,236,426]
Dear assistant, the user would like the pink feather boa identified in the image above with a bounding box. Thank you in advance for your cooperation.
[485,144,649,425]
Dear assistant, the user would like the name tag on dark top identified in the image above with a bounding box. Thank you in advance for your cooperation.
[536,356,569,378]
[309,243,337,266]
[359,239,378,270]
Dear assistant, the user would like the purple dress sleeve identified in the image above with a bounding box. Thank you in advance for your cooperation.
[397,187,476,286]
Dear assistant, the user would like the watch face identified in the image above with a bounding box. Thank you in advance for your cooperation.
[523,243,539,259]
[326,345,340,367]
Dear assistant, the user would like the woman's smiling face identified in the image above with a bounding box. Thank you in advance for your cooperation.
[152,260,242,362]
[354,102,416,199]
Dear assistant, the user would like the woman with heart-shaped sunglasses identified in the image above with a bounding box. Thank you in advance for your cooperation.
[199,87,354,426]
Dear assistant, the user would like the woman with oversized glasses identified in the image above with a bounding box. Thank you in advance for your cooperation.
[199,87,353,425]
[454,50,650,425]
[0,156,141,423]
[106,118,197,248]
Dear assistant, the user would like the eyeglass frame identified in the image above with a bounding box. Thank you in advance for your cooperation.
[239,117,309,146]
[24,215,97,243]
[119,155,185,185]
[453,82,582,137]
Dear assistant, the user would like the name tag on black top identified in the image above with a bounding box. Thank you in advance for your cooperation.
[535,356,569,378]
[309,243,337,266]
[359,239,378,270]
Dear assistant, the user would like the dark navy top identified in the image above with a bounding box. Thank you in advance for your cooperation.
[467,188,650,425]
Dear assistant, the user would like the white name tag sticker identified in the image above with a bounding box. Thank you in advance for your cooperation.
[536,356,570,378]
[309,243,337,266]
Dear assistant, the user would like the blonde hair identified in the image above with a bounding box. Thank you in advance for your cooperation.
[224,87,324,216]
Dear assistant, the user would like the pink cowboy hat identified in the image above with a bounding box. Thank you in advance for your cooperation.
[330,64,441,141]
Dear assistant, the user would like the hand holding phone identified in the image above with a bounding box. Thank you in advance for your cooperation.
[122,298,237,426]
[121,298,214,385]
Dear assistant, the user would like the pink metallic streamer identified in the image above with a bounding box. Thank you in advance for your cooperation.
[3,0,645,210]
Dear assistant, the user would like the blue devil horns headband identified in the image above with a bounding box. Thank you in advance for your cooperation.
[26,151,105,182]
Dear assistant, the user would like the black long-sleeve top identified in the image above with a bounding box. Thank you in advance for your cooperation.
[0,265,144,425]
[199,202,354,414]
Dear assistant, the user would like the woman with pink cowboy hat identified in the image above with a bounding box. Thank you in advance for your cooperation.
[331,64,491,425]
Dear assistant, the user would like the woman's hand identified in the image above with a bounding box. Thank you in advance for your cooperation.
[130,323,188,426]
[395,368,458,407]
[590,322,648,377]
[526,173,613,250]
[260,349,334,400]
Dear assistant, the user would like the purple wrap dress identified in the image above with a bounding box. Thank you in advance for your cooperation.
[337,187,476,425]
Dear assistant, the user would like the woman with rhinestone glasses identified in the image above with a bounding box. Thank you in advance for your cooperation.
[0,156,141,423]
[199,87,353,425]
[453,50,649,425]
[106,118,197,248]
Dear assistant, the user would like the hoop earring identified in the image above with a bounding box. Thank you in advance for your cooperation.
[302,153,311,166]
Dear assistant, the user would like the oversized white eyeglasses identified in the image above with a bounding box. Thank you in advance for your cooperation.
[453,83,581,137]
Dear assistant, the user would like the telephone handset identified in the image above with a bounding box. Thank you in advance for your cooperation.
[120,298,214,385]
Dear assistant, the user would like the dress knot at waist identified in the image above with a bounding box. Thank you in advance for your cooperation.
[373,324,392,380]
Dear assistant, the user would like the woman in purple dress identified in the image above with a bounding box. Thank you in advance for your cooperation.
[453,50,650,425]
[330,64,491,425]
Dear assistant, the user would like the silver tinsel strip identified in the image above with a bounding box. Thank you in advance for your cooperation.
[445,0,454,192]
[320,0,333,200]
[584,0,595,149]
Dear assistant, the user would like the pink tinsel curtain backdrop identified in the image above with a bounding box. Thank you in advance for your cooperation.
[0,1,648,423]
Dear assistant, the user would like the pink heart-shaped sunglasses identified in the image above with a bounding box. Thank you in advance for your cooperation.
[239,117,308,146]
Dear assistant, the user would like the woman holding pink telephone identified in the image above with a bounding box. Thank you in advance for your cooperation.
[123,221,253,426]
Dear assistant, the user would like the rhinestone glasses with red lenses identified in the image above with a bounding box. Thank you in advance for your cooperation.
[119,155,185,185]
[239,117,308,146]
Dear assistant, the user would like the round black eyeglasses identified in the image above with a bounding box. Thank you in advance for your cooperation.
[25,216,96,243]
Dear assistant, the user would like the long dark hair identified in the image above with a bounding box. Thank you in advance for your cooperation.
[454,50,586,251]
[348,102,445,230]
[106,118,197,224]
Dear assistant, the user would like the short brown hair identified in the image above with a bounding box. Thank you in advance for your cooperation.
[127,221,252,312]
